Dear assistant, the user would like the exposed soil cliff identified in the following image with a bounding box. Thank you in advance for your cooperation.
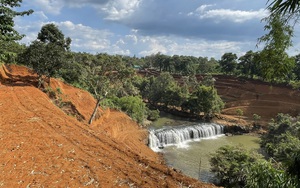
[0,64,215,187]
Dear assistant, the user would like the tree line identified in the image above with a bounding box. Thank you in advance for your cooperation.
[2,0,300,124]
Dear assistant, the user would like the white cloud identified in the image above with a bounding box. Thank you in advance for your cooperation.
[191,6,268,23]
[101,0,141,20]
[57,21,113,52]
[29,0,64,15]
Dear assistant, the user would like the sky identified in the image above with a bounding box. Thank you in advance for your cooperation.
[14,0,300,59]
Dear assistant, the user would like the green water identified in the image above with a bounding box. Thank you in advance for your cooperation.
[162,135,260,183]
[151,113,261,183]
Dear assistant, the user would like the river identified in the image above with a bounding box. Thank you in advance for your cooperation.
[149,112,261,183]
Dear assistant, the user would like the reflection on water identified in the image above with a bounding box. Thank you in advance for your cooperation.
[162,135,260,183]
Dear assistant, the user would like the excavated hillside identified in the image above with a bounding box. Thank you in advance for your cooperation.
[0,64,216,188]
[213,75,300,126]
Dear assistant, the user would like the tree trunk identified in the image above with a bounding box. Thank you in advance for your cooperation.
[88,98,101,125]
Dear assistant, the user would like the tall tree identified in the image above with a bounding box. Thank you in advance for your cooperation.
[18,24,70,87]
[258,13,295,82]
[38,23,71,50]
[238,51,260,78]
[85,53,134,124]
[219,52,238,75]
[0,0,33,41]
[18,41,66,88]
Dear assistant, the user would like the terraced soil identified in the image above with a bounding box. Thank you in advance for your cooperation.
[213,75,300,126]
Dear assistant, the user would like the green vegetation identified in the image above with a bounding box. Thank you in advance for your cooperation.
[1,1,300,187]
[236,109,243,120]
[210,145,262,187]
[0,0,32,63]
[0,0,33,41]
[18,24,70,88]
[210,113,300,187]
[257,13,294,82]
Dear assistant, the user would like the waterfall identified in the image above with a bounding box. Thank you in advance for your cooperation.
[149,123,224,150]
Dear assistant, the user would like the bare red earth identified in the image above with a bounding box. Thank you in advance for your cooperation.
[212,75,300,127]
[0,64,216,187]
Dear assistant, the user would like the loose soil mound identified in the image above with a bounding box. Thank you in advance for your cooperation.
[0,64,215,187]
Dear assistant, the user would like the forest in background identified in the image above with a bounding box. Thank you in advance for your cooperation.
[1,0,300,187]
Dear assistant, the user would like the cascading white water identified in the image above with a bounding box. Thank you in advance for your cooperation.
[149,123,224,150]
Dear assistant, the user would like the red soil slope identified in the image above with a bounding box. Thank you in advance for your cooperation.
[0,64,215,187]
[213,75,300,126]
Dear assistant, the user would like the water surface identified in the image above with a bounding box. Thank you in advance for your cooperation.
[162,135,260,182]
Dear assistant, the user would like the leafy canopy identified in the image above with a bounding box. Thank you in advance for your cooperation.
[0,0,33,41]
[258,13,295,82]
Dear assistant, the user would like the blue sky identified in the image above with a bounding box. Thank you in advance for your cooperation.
[14,0,300,59]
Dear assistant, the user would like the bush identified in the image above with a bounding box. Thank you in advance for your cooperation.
[246,159,298,188]
[210,145,262,187]
[146,109,160,121]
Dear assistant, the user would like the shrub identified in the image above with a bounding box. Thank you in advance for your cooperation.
[210,145,261,187]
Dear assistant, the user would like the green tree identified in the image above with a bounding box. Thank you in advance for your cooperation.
[0,0,33,41]
[246,159,298,188]
[267,0,300,21]
[18,41,66,88]
[0,40,25,63]
[18,24,70,88]
[253,113,261,125]
[113,96,146,124]
[293,54,300,80]
[37,23,71,50]
[85,53,135,124]
[238,51,259,78]
[210,145,261,187]
[258,13,295,82]
[187,85,224,118]
[145,72,180,105]
[197,57,218,74]
[219,53,238,75]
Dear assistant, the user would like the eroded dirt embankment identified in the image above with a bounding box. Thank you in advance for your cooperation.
[0,64,216,187]
[212,75,300,128]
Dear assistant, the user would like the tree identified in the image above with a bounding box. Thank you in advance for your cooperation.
[187,85,224,117]
[253,113,261,125]
[210,145,262,187]
[238,51,260,78]
[267,0,300,21]
[246,159,298,188]
[84,53,135,124]
[293,54,300,80]
[145,72,181,106]
[258,13,295,82]
[219,53,238,75]
[37,23,71,50]
[197,57,218,74]
[18,24,70,88]
[0,0,33,41]
[18,41,66,88]
[113,96,146,124]
[0,40,25,63]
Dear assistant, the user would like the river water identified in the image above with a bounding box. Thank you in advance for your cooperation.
[149,113,261,183]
